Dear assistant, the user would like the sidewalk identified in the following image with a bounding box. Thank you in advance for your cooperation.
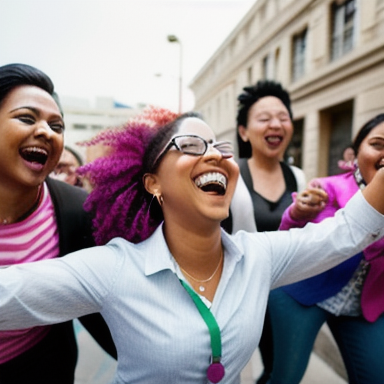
[74,320,347,384]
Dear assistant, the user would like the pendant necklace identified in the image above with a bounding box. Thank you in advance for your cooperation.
[179,250,223,293]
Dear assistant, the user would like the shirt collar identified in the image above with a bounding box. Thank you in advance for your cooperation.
[144,224,175,276]
[144,223,244,277]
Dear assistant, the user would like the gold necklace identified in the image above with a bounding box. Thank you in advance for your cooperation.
[179,250,223,293]
[0,185,42,226]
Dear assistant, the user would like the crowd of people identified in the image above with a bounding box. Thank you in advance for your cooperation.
[0,62,383,384]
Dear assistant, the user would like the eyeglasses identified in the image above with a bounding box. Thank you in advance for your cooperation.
[152,135,233,169]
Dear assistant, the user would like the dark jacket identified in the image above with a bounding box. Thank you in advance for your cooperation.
[0,178,116,384]
[46,177,117,357]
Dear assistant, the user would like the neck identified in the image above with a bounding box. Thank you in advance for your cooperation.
[249,152,282,171]
[0,184,43,225]
[163,220,223,270]
[161,211,225,301]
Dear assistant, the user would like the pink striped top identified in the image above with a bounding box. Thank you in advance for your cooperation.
[0,182,60,363]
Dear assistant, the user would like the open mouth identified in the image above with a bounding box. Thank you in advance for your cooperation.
[194,172,227,196]
[20,147,48,165]
[376,158,384,170]
[265,135,283,145]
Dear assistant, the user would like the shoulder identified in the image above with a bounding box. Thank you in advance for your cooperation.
[289,165,306,192]
[237,158,249,172]
[316,172,356,192]
[46,177,88,208]
[317,172,358,204]
[45,178,94,254]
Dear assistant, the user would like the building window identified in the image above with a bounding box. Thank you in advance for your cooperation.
[274,48,280,80]
[247,66,253,85]
[331,0,356,61]
[262,54,271,79]
[292,28,307,82]
[73,124,87,130]
[286,119,304,168]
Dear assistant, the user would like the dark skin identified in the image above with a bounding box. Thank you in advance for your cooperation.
[291,122,384,221]
[144,117,239,302]
[0,85,64,224]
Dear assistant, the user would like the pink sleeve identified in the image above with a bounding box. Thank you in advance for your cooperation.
[279,177,342,231]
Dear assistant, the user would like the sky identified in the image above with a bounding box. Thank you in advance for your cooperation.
[0,0,255,112]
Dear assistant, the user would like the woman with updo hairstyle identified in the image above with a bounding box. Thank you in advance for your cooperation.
[223,80,306,383]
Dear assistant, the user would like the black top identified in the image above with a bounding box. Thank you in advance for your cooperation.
[221,160,297,233]
[239,159,297,232]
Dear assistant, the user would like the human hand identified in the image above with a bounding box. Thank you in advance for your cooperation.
[290,182,328,221]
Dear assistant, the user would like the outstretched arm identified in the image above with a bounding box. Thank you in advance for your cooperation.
[0,245,120,331]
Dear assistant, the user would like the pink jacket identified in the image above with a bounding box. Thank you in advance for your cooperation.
[280,171,384,322]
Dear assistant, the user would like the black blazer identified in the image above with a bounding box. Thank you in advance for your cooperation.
[46,177,117,359]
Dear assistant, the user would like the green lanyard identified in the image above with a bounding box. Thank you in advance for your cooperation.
[180,279,225,383]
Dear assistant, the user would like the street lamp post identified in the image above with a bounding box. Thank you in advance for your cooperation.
[167,34,183,114]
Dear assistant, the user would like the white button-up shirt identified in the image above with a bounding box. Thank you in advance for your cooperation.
[0,191,383,383]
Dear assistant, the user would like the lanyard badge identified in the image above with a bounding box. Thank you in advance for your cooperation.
[180,280,225,383]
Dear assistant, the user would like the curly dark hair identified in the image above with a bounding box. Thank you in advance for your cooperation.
[78,108,202,245]
[236,80,292,158]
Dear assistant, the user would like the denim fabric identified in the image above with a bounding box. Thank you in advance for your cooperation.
[267,288,384,384]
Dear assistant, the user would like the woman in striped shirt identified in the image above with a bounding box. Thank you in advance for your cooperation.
[0,63,116,384]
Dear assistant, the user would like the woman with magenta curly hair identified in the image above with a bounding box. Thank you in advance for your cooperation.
[0,107,384,384]
[78,107,179,245]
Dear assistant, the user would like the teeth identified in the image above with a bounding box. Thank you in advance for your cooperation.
[22,147,48,156]
[20,147,49,165]
[266,136,282,143]
[195,172,227,189]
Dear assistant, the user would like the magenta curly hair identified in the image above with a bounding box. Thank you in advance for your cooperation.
[77,107,179,245]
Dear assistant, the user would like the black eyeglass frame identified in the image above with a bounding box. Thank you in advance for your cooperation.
[152,134,233,170]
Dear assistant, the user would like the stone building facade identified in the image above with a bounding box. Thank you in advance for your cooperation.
[190,0,384,179]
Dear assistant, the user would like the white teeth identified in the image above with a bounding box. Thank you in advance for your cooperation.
[195,172,227,189]
[23,147,48,155]
[266,136,282,143]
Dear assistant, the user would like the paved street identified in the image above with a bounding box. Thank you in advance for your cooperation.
[74,320,347,384]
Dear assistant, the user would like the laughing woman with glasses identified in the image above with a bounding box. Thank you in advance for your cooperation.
[0,108,384,384]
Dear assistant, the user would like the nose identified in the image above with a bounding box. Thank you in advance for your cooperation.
[269,117,282,128]
[34,120,54,139]
[203,143,228,161]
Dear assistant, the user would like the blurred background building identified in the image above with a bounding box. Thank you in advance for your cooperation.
[190,0,384,180]
[60,96,140,163]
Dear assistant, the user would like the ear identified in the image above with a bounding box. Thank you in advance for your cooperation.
[238,125,249,142]
[143,173,161,195]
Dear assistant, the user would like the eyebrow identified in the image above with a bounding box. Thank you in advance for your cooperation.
[10,106,63,121]
[10,106,39,114]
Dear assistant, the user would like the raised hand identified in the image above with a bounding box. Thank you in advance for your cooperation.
[289,181,328,221]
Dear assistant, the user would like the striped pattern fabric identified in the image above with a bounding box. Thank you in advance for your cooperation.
[0,182,59,363]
